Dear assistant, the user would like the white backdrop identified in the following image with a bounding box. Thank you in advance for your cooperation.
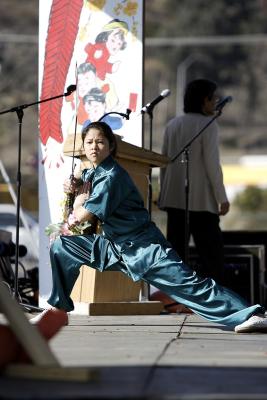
[38,0,144,307]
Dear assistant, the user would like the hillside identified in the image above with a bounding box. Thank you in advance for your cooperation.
[0,0,38,209]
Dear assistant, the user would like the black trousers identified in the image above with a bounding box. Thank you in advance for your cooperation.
[166,208,224,284]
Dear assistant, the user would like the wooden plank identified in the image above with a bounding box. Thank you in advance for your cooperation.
[4,364,98,382]
[63,133,169,167]
[71,268,141,304]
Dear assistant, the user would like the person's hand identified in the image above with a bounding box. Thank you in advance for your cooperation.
[219,201,230,216]
[63,177,81,193]
[63,177,79,194]
[73,192,89,209]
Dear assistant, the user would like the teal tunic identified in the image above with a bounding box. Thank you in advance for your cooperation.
[81,155,172,282]
[48,155,265,326]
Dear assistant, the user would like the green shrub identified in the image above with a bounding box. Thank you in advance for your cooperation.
[233,185,267,212]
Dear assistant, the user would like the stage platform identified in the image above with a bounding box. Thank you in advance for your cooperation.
[1,312,267,399]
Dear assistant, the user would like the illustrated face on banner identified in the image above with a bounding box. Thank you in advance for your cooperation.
[106,29,126,55]
[84,99,106,121]
[77,64,97,98]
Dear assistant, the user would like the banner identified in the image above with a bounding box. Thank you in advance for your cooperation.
[38,0,144,307]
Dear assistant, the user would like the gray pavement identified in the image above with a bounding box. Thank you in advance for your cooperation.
[1,312,267,399]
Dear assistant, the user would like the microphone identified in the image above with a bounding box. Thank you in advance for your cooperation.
[65,84,77,96]
[216,96,233,111]
[141,89,171,113]
[98,109,132,122]
[125,108,132,120]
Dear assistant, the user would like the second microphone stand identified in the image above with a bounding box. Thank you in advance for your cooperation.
[171,109,223,264]
[98,109,132,123]
[141,107,154,215]
[0,86,75,311]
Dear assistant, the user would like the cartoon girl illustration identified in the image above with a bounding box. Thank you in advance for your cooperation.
[84,19,128,110]
[85,19,128,82]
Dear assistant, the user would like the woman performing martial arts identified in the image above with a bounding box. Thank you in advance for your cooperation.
[32,121,267,333]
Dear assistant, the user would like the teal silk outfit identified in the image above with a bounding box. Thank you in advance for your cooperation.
[48,155,264,326]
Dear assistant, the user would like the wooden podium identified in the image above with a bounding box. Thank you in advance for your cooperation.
[63,134,169,315]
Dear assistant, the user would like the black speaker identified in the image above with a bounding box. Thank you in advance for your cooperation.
[223,247,259,304]
[189,243,266,306]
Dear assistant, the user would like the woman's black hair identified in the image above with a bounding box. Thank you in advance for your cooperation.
[183,79,217,114]
[81,121,117,157]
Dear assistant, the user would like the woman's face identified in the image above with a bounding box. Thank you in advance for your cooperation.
[83,128,112,167]
[202,92,219,116]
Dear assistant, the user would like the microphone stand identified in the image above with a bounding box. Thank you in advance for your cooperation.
[171,109,223,264]
[140,90,170,215]
[0,87,75,312]
[98,109,131,122]
[99,107,152,302]
[139,105,155,303]
[141,107,154,215]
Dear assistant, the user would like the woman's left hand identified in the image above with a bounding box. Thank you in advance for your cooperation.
[73,193,89,209]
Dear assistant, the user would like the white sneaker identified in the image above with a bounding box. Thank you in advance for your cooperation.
[29,309,52,324]
[235,314,267,333]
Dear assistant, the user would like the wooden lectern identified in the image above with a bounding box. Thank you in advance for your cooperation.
[63,134,169,315]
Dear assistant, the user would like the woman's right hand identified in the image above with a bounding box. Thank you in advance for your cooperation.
[63,178,78,194]
[219,201,230,216]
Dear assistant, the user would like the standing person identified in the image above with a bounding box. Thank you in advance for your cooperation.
[32,121,267,333]
[158,79,230,284]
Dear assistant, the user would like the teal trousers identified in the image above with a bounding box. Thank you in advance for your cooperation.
[47,235,264,327]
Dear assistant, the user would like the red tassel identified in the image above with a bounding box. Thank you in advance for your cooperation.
[40,0,83,145]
